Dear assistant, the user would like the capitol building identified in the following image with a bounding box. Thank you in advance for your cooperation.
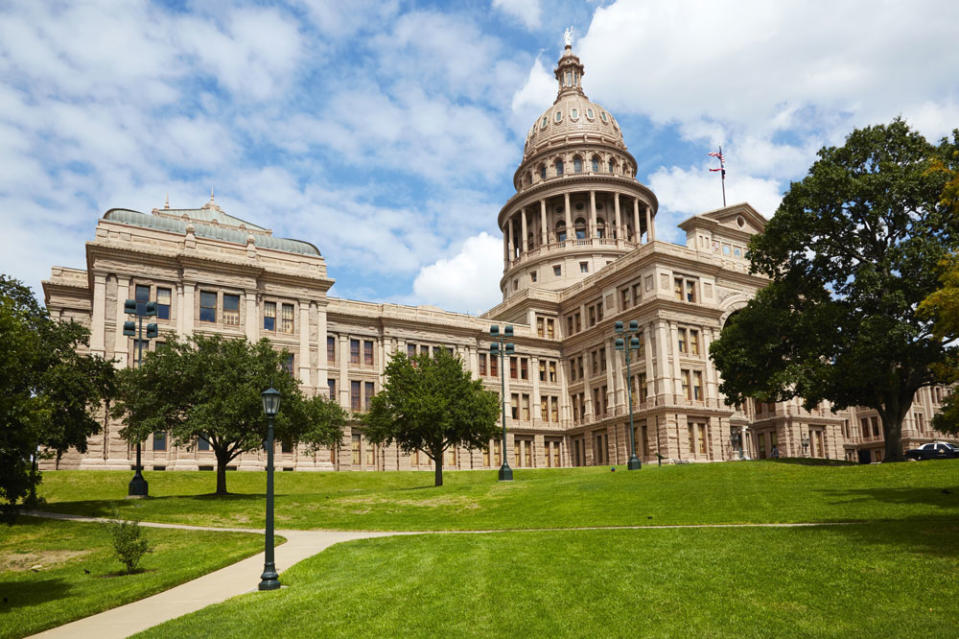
[42,45,946,472]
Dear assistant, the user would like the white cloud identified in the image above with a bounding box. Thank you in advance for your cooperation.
[493,0,543,30]
[510,56,555,135]
[412,233,504,313]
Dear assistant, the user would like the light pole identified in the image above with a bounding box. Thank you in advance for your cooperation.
[489,325,514,481]
[122,298,157,497]
[259,387,281,591]
[614,320,642,470]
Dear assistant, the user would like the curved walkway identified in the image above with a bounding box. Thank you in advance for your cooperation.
[25,512,852,638]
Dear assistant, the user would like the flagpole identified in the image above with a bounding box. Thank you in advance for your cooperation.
[720,145,726,207]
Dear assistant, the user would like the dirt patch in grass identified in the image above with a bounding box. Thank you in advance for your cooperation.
[1,549,91,571]
[339,496,480,509]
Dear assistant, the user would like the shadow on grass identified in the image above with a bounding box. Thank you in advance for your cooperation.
[40,492,270,518]
[821,515,959,559]
[768,457,857,466]
[819,485,959,510]
[0,578,71,610]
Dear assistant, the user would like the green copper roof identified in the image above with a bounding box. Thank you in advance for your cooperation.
[103,209,321,257]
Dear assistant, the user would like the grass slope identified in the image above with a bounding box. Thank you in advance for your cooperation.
[38,461,959,531]
[135,519,959,639]
[0,517,266,638]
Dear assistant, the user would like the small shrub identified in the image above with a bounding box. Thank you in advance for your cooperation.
[109,518,150,573]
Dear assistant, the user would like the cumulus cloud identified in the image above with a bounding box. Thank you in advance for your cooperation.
[493,0,543,30]
[412,233,504,313]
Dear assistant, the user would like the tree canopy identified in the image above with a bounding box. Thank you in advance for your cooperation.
[113,334,345,494]
[711,120,959,461]
[1,275,114,522]
[364,349,499,486]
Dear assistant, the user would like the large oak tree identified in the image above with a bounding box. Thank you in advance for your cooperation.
[364,349,499,487]
[711,121,959,461]
[113,334,345,494]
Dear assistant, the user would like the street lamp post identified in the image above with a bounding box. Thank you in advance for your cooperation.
[614,320,642,470]
[122,298,157,497]
[258,387,281,591]
[489,325,514,481]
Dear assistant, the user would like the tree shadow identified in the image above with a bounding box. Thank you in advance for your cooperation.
[37,492,270,518]
[0,578,71,610]
[815,515,959,559]
[818,485,959,510]
[769,457,857,466]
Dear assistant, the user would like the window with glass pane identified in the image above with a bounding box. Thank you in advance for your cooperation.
[551,397,559,421]
[407,343,416,358]
[547,318,555,338]
[555,159,563,176]
[223,294,240,325]
[524,440,532,466]
[197,435,210,451]
[479,353,487,376]
[521,394,530,420]
[592,156,599,172]
[153,431,167,451]
[351,381,361,411]
[490,354,498,377]
[199,291,217,322]
[693,371,703,400]
[521,358,528,379]
[264,302,276,331]
[350,339,360,364]
[282,354,294,374]
[688,424,696,453]
[510,356,518,379]
[682,369,691,400]
[573,157,582,173]
[549,361,556,382]
[366,442,375,466]
[280,303,294,333]
[351,434,360,465]
[690,330,700,355]
[328,379,336,398]
[678,328,687,353]
[135,285,150,316]
[327,336,336,363]
[365,382,374,411]
[541,397,548,421]
[699,423,707,454]
[510,393,519,419]
[364,341,373,365]
[156,287,171,319]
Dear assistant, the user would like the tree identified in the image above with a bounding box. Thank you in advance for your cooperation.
[711,120,959,461]
[917,140,959,434]
[113,334,345,495]
[1,275,114,522]
[364,349,499,487]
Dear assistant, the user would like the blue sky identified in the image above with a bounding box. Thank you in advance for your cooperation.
[1,0,957,314]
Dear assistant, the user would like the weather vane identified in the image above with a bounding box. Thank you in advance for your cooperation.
[564,26,574,47]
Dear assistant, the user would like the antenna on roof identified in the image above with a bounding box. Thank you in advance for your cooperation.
[164,193,170,209]
[210,186,215,202]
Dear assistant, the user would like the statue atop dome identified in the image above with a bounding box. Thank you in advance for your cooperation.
[563,26,574,47]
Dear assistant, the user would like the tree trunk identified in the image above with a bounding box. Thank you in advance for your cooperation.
[214,448,231,495]
[879,392,912,462]
[433,454,443,487]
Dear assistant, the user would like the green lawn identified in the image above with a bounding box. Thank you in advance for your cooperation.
[37,460,959,531]
[135,519,959,639]
[0,516,267,638]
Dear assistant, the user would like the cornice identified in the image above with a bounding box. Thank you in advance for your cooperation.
[497,175,658,227]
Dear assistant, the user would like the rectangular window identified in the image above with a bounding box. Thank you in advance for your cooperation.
[135,284,150,303]
[621,287,630,309]
[682,369,691,400]
[222,293,240,326]
[366,442,375,467]
[511,393,519,420]
[674,277,697,302]
[152,431,167,451]
[197,436,210,451]
[551,396,559,422]
[580,262,589,273]
[688,423,696,454]
[521,393,530,421]
[490,354,498,377]
[199,291,217,323]
[350,339,360,364]
[365,382,375,411]
[520,358,528,380]
[510,356,518,379]
[479,353,488,376]
[280,303,294,334]
[638,373,648,402]
[156,287,171,320]
[524,439,532,467]
[351,381,361,412]
[577,356,584,379]
[678,328,687,353]
[364,340,374,366]
[601,385,608,415]
[567,315,575,336]
[588,305,596,326]
[264,302,276,331]
[571,394,579,423]
[915,412,924,432]
[870,416,880,437]
[547,318,555,338]
[282,354,294,375]
[693,371,703,400]
[537,317,545,337]
[689,329,700,355]
[541,396,549,421]
[698,423,708,454]
[328,378,336,399]
[327,336,336,364]
[575,312,582,332]
[351,434,361,465]
[407,343,417,359]
[599,347,606,372]
[632,283,642,304]
[553,265,562,277]
[549,361,557,382]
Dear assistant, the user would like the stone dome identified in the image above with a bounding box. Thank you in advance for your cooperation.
[522,45,627,160]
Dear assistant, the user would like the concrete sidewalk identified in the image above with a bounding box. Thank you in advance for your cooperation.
[26,514,395,639]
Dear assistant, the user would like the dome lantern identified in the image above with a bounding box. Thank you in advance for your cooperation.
[554,44,586,101]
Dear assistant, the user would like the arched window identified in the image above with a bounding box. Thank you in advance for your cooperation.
[556,221,567,243]
[574,217,587,240]
[527,233,535,250]
[591,156,600,173]
[608,159,615,173]
[539,164,546,181]
[596,217,606,239]
[573,156,583,173]
[555,159,564,176]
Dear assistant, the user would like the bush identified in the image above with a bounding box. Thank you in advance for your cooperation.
[109,518,150,573]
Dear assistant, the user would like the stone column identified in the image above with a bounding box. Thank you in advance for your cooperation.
[507,215,515,263]
[703,328,718,407]
[670,322,682,402]
[646,204,655,242]
[540,199,548,245]
[114,275,130,365]
[338,334,349,409]
[633,198,641,244]
[245,290,258,342]
[654,320,670,404]
[605,337,617,416]
[90,272,107,357]
[299,300,311,389]
[612,336,625,413]
[317,305,329,397]
[182,282,195,336]
[564,193,572,240]
[531,355,541,426]
[503,231,509,265]
[614,194,622,241]
[520,208,528,254]
[589,190,597,239]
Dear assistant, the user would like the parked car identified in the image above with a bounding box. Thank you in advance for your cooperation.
[905,442,959,460]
